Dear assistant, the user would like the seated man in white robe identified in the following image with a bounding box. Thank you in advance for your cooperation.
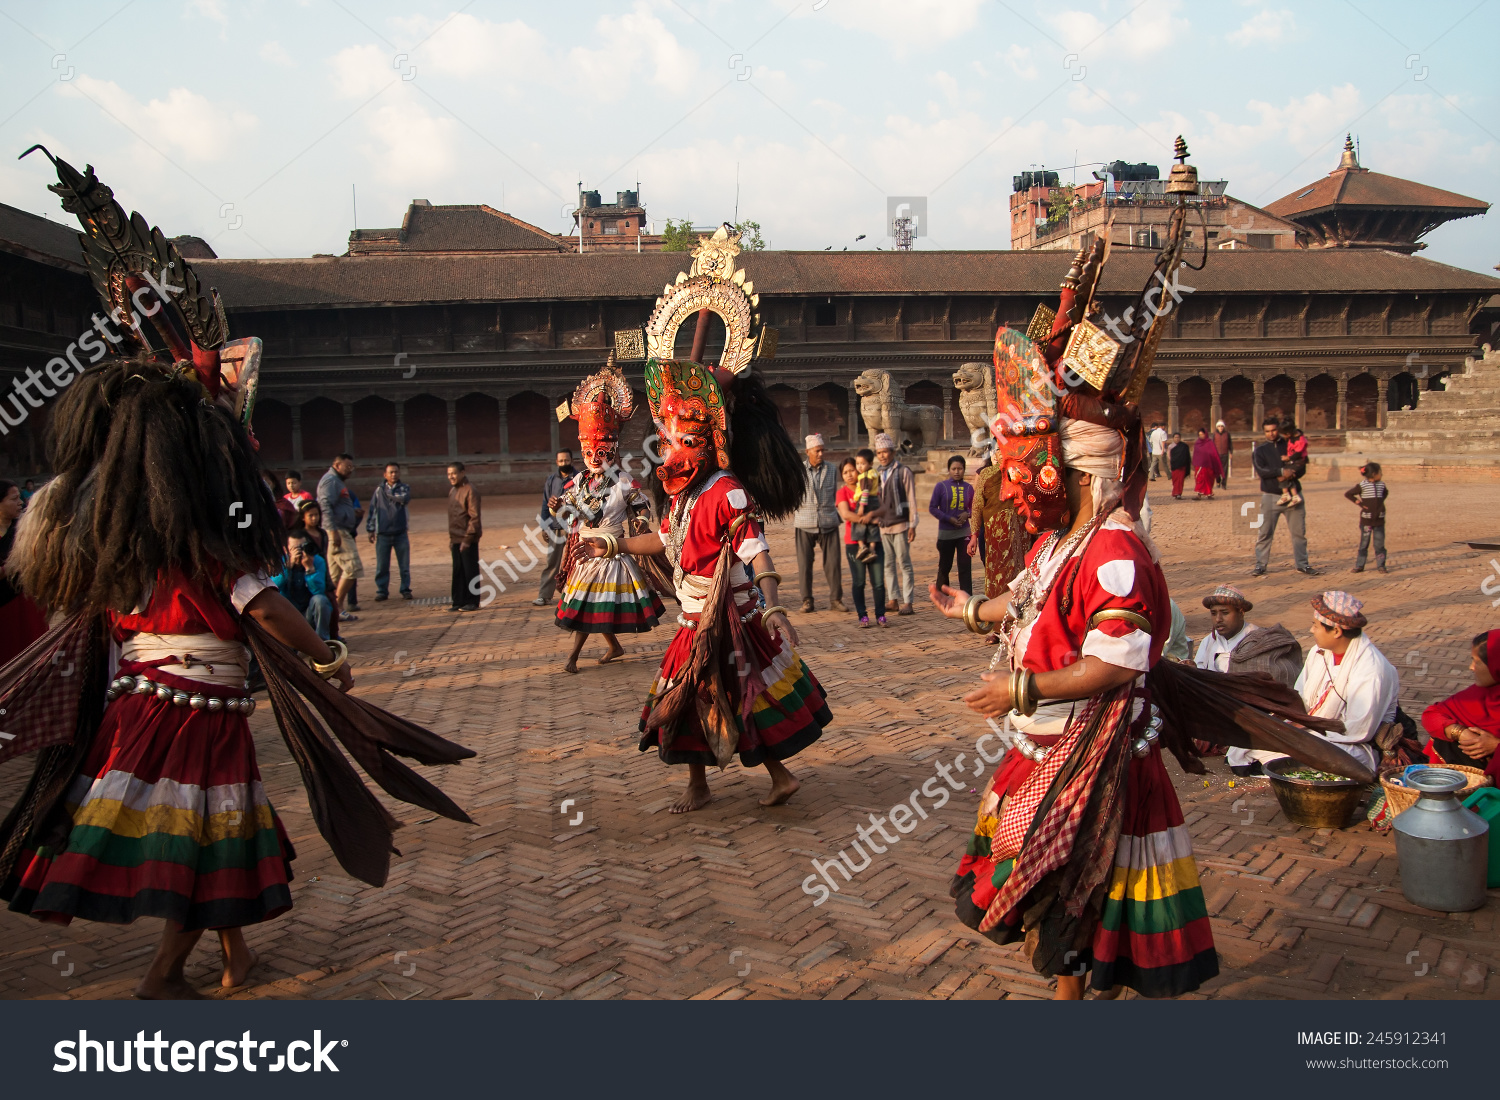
[1294,590,1399,775]
[1195,584,1303,775]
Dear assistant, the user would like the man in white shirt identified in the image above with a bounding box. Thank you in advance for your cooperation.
[1294,590,1399,776]
[1194,584,1256,672]
[1148,422,1169,481]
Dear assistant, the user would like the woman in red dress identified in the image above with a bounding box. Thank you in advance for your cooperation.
[0,479,48,667]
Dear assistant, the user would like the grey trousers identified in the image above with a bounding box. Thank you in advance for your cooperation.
[881,529,916,605]
[1148,454,1164,480]
[795,527,843,604]
[1356,525,1386,569]
[1254,493,1309,570]
[537,533,566,600]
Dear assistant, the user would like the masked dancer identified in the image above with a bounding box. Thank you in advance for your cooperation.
[0,150,474,999]
[583,227,831,813]
[550,353,667,673]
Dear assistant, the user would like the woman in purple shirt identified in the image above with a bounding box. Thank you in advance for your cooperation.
[929,454,975,595]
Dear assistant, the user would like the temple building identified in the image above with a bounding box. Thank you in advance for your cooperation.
[2,194,1496,490]
[1264,136,1490,253]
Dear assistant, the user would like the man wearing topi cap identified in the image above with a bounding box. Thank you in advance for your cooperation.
[792,433,846,613]
[875,432,919,615]
[1294,590,1399,775]
[1195,584,1304,775]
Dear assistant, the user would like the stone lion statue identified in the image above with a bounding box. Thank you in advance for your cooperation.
[852,369,942,451]
[952,362,996,454]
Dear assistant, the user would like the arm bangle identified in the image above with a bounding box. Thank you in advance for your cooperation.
[601,534,620,558]
[754,570,782,587]
[760,604,789,621]
[311,639,348,679]
[1017,669,1038,717]
[963,594,992,635]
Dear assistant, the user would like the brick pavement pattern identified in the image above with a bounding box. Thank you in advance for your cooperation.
[2,474,1497,1001]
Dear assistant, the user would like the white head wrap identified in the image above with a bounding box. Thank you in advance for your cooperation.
[1059,417,1122,480]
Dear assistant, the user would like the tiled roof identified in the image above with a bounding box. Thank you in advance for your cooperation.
[1266,167,1489,220]
[197,248,1500,310]
[348,203,565,254]
[0,202,85,270]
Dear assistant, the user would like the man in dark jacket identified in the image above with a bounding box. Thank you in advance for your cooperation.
[534,449,576,606]
[448,462,483,612]
[1194,583,1303,775]
[1251,417,1319,577]
[366,462,412,601]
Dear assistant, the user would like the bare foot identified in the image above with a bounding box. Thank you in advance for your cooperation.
[597,641,625,664]
[134,977,207,1000]
[669,778,712,814]
[222,947,259,989]
[562,660,579,674]
[758,772,800,807]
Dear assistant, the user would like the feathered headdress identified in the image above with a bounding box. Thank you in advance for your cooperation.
[20,145,260,431]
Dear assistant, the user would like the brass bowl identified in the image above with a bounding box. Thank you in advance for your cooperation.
[1264,757,1370,829]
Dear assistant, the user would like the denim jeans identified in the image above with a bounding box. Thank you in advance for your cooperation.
[374,532,411,596]
[1254,493,1309,570]
[881,530,916,606]
[305,594,334,640]
[845,542,887,620]
[1356,525,1386,569]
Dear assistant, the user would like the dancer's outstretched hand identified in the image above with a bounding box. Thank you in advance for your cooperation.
[929,583,970,618]
[962,670,1014,718]
[582,537,607,558]
[766,610,799,648]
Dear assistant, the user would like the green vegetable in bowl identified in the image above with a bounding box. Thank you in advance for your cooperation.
[1281,767,1354,782]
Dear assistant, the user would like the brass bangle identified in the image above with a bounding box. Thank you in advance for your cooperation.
[311,639,348,679]
[754,570,782,587]
[761,604,789,620]
[601,534,620,559]
[963,594,992,635]
[1009,668,1023,713]
[1018,669,1038,717]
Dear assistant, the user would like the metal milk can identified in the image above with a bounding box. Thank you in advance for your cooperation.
[1393,768,1490,912]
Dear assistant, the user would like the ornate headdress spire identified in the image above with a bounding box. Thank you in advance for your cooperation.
[558,351,635,443]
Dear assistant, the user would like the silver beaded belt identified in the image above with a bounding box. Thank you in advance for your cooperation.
[106,673,258,714]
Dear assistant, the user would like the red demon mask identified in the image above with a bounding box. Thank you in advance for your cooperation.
[646,358,729,498]
[993,327,1069,534]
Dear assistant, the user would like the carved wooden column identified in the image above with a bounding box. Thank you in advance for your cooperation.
[848,385,860,446]
[548,394,561,454]
[1209,376,1222,427]
[342,402,355,455]
[394,400,407,461]
[497,395,511,473]
[798,386,810,442]
[1376,376,1389,429]
[1335,376,1348,431]
[1166,378,1180,436]
[1294,376,1307,430]
[290,404,304,465]
[1251,377,1265,431]
[941,379,954,441]
[445,397,459,461]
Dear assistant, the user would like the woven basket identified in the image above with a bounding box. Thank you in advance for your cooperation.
[1379,765,1492,817]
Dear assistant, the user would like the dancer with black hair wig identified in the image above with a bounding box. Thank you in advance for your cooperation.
[583,226,831,812]
[0,150,474,999]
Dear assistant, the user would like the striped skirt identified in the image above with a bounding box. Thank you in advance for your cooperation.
[4,666,294,931]
[556,553,664,634]
[952,741,1217,998]
[638,614,831,768]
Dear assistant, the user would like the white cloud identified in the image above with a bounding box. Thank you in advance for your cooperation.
[569,5,702,98]
[1227,9,1295,46]
[1049,0,1189,58]
[64,77,258,163]
[260,41,293,67]
[1001,44,1037,80]
[186,0,228,27]
[392,12,550,81]
[328,44,393,99]
[360,100,459,189]
[784,0,984,48]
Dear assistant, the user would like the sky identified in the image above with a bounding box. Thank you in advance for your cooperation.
[0,0,1495,273]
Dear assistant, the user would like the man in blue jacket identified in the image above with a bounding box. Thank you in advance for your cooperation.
[366,462,413,600]
[271,536,335,640]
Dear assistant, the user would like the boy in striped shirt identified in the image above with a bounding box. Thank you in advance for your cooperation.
[1345,461,1389,573]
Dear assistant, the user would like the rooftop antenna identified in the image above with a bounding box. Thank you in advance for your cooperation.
[577,174,584,254]
[734,161,740,225]
[351,184,357,234]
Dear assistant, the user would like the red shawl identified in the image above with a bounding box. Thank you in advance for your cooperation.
[1191,437,1223,478]
[1421,629,1500,778]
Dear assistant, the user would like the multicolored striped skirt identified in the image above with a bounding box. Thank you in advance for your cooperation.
[952,740,1217,998]
[556,554,664,634]
[638,614,831,768]
[4,665,294,931]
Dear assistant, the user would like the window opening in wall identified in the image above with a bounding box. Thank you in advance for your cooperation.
[814,299,837,326]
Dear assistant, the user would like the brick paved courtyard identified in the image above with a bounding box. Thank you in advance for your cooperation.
[3,470,1497,1001]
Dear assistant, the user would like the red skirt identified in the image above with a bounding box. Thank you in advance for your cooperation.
[952,741,1218,997]
[638,613,830,768]
[1194,468,1216,497]
[0,593,49,667]
[4,665,294,930]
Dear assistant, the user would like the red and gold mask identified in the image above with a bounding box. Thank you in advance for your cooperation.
[993,327,1069,534]
[646,358,729,498]
[563,355,634,474]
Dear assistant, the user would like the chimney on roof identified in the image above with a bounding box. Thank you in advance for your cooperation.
[1336,135,1362,173]
[411,199,432,207]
